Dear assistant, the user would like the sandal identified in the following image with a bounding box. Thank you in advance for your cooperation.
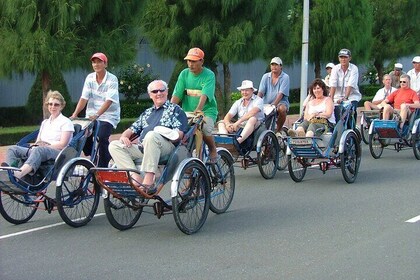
[139,183,157,194]
[206,154,221,165]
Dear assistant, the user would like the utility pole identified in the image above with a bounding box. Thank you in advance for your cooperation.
[299,0,309,114]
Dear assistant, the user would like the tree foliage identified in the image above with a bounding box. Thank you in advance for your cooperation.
[287,0,373,78]
[140,0,292,115]
[0,0,144,118]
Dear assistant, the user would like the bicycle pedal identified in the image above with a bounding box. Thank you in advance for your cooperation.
[153,201,164,219]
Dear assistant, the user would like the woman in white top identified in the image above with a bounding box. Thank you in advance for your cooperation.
[288,79,335,137]
[5,90,74,179]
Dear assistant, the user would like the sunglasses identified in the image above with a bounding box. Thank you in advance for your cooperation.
[400,81,407,84]
[47,102,61,107]
[150,88,166,94]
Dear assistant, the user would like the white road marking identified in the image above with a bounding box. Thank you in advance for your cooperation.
[0,213,105,240]
[405,215,420,223]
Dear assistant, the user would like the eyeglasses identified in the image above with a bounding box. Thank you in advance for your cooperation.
[47,103,61,107]
[400,81,407,84]
[150,89,166,94]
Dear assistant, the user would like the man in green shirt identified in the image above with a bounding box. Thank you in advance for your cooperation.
[171,47,219,163]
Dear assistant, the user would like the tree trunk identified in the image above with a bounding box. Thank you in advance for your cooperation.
[314,60,321,79]
[374,59,384,84]
[223,63,231,116]
[41,70,52,119]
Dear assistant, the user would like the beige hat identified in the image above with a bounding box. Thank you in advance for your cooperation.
[270,57,283,65]
[325,63,335,69]
[237,80,257,91]
[412,56,420,63]
[394,63,403,70]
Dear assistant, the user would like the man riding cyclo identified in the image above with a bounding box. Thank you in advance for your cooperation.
[378,74,420,135]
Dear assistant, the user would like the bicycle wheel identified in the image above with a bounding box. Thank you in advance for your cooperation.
[104,193,144,230]
[413,131,420,160]
[172,160,210,235]
[56,160,100,227]
[340,132,361,183]
[287,155,307,182]
[257,132,280,179]
[361,124,369,144]
[369,132,384,159]
[0,192,38,224]
[208,150,235,214]
[277,137,288,171]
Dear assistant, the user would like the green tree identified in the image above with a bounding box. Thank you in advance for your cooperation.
[0,0,144,118]
[369,0,420,81]
[140,0,291,116]
[287,0,373,78]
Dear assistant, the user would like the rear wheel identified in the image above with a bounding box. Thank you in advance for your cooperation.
[0,192,38,224]
[257,132,279,179]
[413,131,420,160]
[56,160,100,227]
[361,124,369,144]
[287,155,307,182]
[104,194,144,230]
[369,132,384,159]
[172,160,210,235]
[208,150,235,214]
[277,137,288,171]
[340,132,361,183]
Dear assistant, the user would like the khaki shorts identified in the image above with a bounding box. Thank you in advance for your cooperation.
[202,116,215,136]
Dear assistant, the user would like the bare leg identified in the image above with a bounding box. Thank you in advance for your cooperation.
[237,118,258,144]
[14,163,33,179]
[276,104,287,133]
[203,135,218,160]
[382,104,394,120]
[218,122,228,134]
[399,104,410,129]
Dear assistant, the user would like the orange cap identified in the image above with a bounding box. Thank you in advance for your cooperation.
[184,48,204,61]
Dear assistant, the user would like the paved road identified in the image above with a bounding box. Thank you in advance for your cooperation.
[0,144,419,280]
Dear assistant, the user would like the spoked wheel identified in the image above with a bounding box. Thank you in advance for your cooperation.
[257,132,280,179]
[277,137,288,171]
[56,160,100,227]
[207,149,235,214]
[361,124,369,144]
[369,132,384,159]
[287,155,307,182]
[104,193,145,230]
[0,191,39,224]
[172,160,210,235]
[340,132,361,183]
[413,131,420,160]
[354,126,362,144]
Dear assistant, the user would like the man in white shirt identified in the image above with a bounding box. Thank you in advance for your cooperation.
[364,74,396,110]
[407,56,420,96]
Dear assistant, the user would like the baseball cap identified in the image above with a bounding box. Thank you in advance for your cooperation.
[237,80,257,91]
[184,48,205,61]
[394,63,403,70]
[90,52,108,64]
[412,56,420,63]
[338,49,351,57]
[270,57,283,65]
[325,63,335,69]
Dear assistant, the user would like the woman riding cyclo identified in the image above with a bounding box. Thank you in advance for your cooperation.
[218,80,264,153]
[288,79,335,137]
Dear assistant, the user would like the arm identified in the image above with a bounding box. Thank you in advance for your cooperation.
[171,95,181,104]
[50,131,73,150]
[119,128,136,147]
[194,94,207,113]
[71,98,88,119]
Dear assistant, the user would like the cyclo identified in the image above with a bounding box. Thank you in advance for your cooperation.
[359,109,382,144]
[368,108,420,159]
[213,104,282,179]
[0,119,101,227]
[286,101,362,183]
[88,113,235,235]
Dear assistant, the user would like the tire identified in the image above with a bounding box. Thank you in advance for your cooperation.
[172,160,210,235]
[287,155,307,182]
[340,132,361,184]
[361,124,369,144]
[208,150,235,214]
[257,132,280,179]
[56,160,100,227]
[277,138,288,171]
[0,192,38,224]
[369,132,384,159]
[354,126,362,144]
[104,194,144,230]
[413,131,420,160]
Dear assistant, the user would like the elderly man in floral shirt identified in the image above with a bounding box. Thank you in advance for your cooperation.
[109,80,188,194]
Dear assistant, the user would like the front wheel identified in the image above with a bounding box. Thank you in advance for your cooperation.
[361,124,369,144]
[340,132,361,183]
[413,131,420,160]
[0,192,39,224]
[287,155,307,182]
[257,132,279,179]
[172,160,210,235]
[56,160,100,227]
[104,194,145,230]
[369,132,384,159]
[208,150,235,214]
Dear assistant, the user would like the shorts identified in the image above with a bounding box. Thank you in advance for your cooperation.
[202,116,215,136]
